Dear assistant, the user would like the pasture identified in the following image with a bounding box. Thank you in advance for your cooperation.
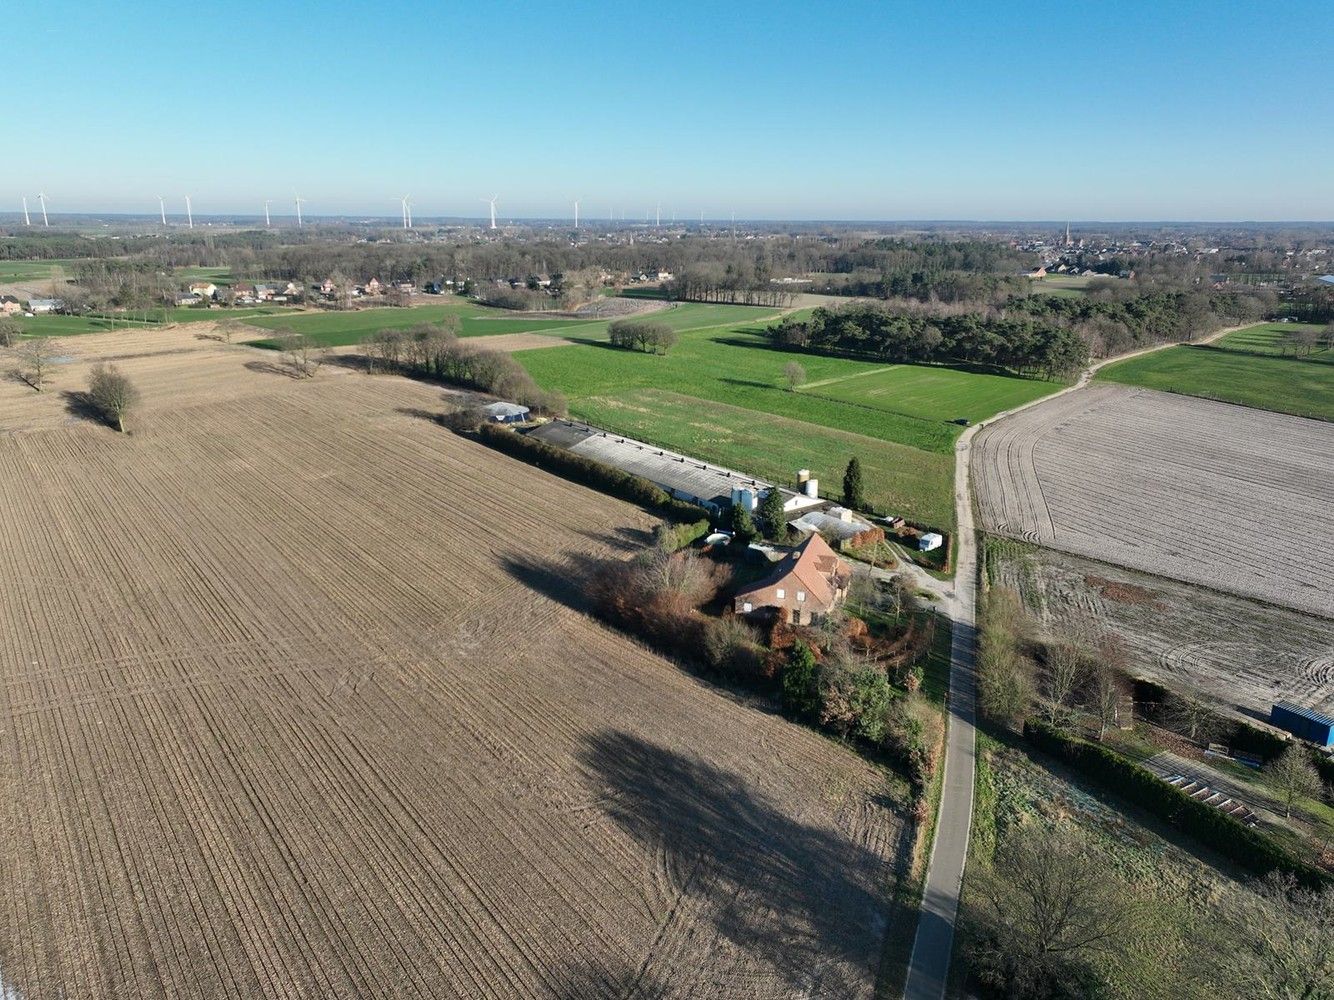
[519,308,1060,526]
[243,299,768,348]
[16,306,286,336]
[0,258,85,284]
[800,364,1058,425]
[972,383,1334,617]
[1098,322,1333,421]
[0,326,906,998]
[572,388,956,529]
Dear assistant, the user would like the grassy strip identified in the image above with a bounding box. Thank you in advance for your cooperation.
[1023,719,1330,889]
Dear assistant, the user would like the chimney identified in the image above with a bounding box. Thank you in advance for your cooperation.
[803,478,818,499]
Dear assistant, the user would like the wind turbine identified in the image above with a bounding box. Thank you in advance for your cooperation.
[655,203,661,227]
[295,195,305,227]
[22,196,30,226]
[573,199,579,229]
[482,195,498,230]
[401,195,412,229]
[37,192,49,227]
[264,200,271,227]
[158,196,167,226]
[185,195,193,229]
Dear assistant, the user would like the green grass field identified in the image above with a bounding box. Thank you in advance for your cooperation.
[801,364,1058,424]
[1098,322,1333,421]
[244,299,770,348]
[0,259,85,284]
[572,389,956,529]
[516,305,1062,527]
[16,306,287,337]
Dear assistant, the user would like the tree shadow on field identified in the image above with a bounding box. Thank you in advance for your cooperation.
[394,406,446,424]
[243,358,304,379]
[542,954,672,999]
[501,552,611,616]
[571,525,655,553]
[576,729,896,996]
[717,376,776,390]
[59,389,111,429]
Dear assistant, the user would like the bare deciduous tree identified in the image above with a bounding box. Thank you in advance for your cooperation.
[16,337,58,391]
[1165,693,1220,745]
[279,331,322,378]
[782,360,807,390]
[87,363,141,432]
[969,824,1148,998]
[1266,745,1324,818]
[1043,640,1085,726]
[1085,660,1125,741]
[1229,873,1334,1000]
[0,317,21,348]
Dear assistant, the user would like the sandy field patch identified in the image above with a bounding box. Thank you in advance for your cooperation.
[973,384,1334,618]
[0,328,906,999]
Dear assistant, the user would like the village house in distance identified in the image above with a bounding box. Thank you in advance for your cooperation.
[734,532,852,626]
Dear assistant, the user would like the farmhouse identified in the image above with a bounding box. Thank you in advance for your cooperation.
[188,281,218,299]
[0,295,21,316]
[734,533,851,626]
[526,420,826,517]
[482,401,531,424]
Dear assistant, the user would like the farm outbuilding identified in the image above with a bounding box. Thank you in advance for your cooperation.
[482,402,531,424]
[1270,702,1334,748]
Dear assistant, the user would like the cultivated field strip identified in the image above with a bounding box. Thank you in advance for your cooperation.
[974,384,1334,617]
[993,545,1334,717]
[0,329,903,999]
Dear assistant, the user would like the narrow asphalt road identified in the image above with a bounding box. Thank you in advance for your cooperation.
[899,320,1250,998]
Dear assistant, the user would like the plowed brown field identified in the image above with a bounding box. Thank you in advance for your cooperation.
[0,328,906,999]
[972,384,1334,618]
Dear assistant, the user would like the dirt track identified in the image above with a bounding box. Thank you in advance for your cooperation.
[972,383,1334,618]
[0,329,906,999]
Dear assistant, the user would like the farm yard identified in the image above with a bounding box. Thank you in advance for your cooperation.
[972,383,1334,618]
[1098,322,1334,422]
[0,326,908,999]
[987,542,1334,718]
[517,306,1061,528]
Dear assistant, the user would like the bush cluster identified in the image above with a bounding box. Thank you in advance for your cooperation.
[1023,719,1330,890]
[607,319,678,354]
[366,322,566,415]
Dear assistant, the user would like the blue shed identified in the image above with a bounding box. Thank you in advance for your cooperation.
[1270,702,1334,748]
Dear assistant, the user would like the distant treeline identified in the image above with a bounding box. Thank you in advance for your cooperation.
[768,288,1278,377]
[768,304,1090,378]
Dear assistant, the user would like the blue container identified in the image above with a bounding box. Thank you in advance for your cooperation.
[1270,702,1334,748]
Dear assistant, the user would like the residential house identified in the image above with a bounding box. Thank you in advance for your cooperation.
[0,295,22,317]
[364,278,383,296]
[188,281,218,300]
[733,533,851,626]
[319,278,337,297]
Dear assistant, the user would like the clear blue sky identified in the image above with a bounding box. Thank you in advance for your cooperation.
[8,0,1332,221]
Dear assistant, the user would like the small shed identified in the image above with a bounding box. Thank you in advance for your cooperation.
[918,532,944,552]
[1270,702,1334,748]
[482,401,531,424]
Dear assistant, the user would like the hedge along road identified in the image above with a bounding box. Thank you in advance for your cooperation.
[900,320,1252,999]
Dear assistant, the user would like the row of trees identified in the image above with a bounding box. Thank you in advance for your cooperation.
[769,303,1090,378]
[358,321,567,415]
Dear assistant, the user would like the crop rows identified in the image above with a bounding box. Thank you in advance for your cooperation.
[0,329,905,998]
[973,385,1334,618]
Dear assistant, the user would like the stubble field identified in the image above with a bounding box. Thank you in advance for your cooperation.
[0,327,906,999]
[972,383,1334,617]
[989,542,1334,717]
